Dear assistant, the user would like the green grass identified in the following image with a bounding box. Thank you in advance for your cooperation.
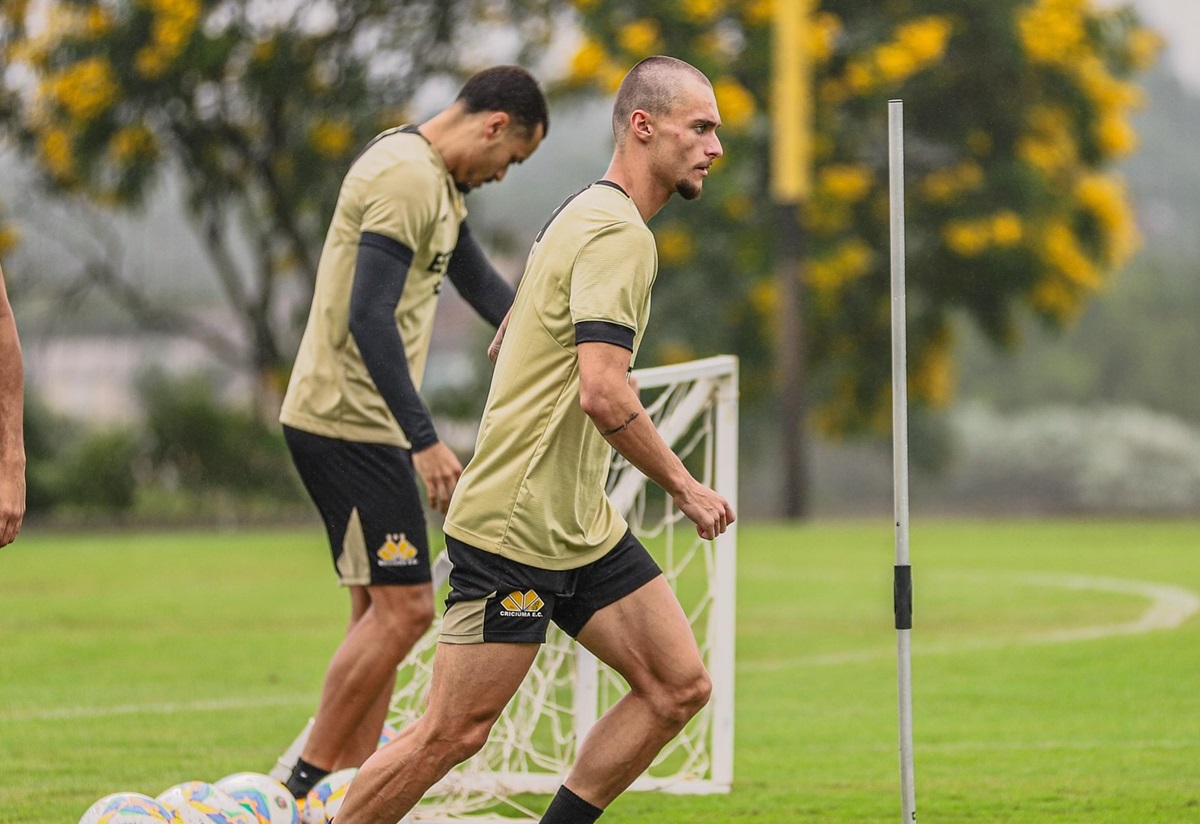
[3,521,1199,823]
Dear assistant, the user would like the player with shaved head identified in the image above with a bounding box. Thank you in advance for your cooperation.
[333,56,733,824]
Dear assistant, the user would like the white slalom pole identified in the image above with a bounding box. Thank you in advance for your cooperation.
[889,98,917,823]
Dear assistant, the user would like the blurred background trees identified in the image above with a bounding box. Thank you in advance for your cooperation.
[3,0,1194,520]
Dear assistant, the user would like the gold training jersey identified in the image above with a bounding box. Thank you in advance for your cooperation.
[444,182,657,570]
[280,128,466,446]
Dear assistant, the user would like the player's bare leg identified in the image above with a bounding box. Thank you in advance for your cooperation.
[333,641,541,824]
[300,583,433,774]
[562,575,711,807]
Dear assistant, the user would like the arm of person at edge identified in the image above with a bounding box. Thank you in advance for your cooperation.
[0,265,26,547]
[349,233,460,515]
[577,340,733,541]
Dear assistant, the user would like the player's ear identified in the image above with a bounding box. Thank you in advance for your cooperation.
[630,110,653,143]
[484,111,511,139]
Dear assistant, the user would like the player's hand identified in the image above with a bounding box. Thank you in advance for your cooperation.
[488,311,511,365]
[672,479,735,542]
[0,458,26,547]
[412,441,462,515]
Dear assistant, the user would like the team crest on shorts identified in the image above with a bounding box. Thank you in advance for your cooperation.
[500,589,544,617]
[377,533,418,566]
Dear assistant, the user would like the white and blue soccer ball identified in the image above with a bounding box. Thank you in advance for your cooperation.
[156,781,258,824]
[78,792,181,824]
[300,768,357,824]
[214,772,299,824]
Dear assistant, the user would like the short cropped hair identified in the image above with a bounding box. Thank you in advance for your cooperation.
[457,66,549,138]
[612,56,711,140]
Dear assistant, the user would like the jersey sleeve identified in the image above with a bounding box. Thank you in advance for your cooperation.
[569,221,657,340]
[359,160,440,251]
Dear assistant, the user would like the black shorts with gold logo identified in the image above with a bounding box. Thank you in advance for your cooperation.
[283,425,431,587]
[441,531,661,644]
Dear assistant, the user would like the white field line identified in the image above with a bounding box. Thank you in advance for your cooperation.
[1,694,313,723]
[743,572,1200,672]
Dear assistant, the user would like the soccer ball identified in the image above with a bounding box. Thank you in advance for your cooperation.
[156,782,258,824]
[214,773,299,824]
[377,724,399,748]
[300,768,357,824]
[78,792,181,824]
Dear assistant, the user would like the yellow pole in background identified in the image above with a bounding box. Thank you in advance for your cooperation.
[771,0,812,518]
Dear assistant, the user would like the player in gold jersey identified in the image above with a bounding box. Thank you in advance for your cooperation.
[335,56,733,824]
[277,66,547,799]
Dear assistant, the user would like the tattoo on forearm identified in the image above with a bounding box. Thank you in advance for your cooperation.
[601,412,639,436]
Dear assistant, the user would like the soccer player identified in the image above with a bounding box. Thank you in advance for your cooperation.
[277,66,548,799]
[0,263,24,548]
[333,56,733,824]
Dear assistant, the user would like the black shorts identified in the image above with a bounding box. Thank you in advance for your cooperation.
[440,530,662,644]
[283,425,431,587]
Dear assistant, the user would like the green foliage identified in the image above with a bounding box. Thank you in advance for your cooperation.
[569,0,1158,434]
[56,429,140,512]
[137,369,299,500]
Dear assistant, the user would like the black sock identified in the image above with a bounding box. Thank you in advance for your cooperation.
[540,785,603,824]
[285,756,329,799]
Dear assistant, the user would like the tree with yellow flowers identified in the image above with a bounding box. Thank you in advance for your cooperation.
[567,0,1157,445]
[0,0,558,412]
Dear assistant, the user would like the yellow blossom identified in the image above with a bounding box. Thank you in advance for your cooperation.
[806,238,873,293]
[1095,114,1137,157]
[874,43,918,84]
[894,16,952,64]
[1075,173,1138,264]
[309,119,354,159]
[1126,27,1162,70]
[742,0,773,28]
[657,341,697,365]
[722,194,754,222]
[712,76,756,130]
[49,57,119,122]
[943,219,991,257]
[1040,222,1100,289]
[573,0,600,10]
[919,161,983,203]
[569,37,609,84]
[1031,278,1079,322]
[818,163,873,202]
[38,126,76,178]
[911,330,954,406]
[618,19,660,55]
[0,223,21,257]
[1017,0,1087,67]
[843,60,874,95]
[110,125,157,161]
[657,224,694,264]
[809,13,843,65]
[680,0,724,25]
[966,130,992,156]
[991,211,1023,246]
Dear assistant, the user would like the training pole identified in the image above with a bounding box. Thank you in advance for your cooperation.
[889,98,917,823]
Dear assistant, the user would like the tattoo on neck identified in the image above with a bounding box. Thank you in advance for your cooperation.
[601,412,639,436]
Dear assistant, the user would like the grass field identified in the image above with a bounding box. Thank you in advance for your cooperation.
[3,520,1199,823]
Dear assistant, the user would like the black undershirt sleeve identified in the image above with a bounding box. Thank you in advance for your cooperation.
[445,222,516,328]
[575,320,635,351]
[348,231,438,451]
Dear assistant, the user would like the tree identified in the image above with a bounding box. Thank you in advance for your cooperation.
[0,0,560,413]
[567,0,1158,511]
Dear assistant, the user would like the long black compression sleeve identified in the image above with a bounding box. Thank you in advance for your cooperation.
[348,231,438,451]
[445,222,515,328]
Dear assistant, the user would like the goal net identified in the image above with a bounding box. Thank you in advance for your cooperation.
[276,356,739,822]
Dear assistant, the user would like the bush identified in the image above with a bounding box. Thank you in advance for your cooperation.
[948,403,1200,514]
[137,369,301,501]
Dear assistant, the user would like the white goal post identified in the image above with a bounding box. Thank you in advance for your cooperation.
[275,355,739,822]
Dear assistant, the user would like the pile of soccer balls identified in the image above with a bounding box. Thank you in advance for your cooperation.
[77,768,359,824]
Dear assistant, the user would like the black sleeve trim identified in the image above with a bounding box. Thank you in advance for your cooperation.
[575,321,635,351]
[446,222,515,327]
[359,231,415,264]
[349,235,437,451]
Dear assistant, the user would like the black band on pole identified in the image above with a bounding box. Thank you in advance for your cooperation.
[894,565,913,630]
